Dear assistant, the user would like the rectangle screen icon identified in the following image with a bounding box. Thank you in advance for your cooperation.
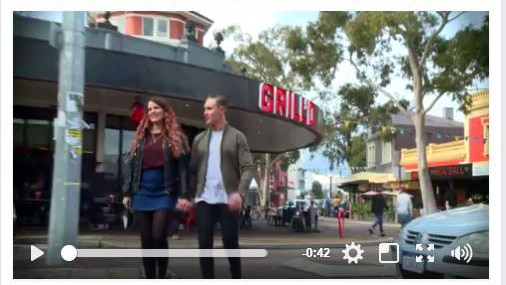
[379,243,399,264]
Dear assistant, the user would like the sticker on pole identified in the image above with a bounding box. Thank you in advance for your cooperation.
[66,117,82,159]
[70,146,82,158]
[67,92,84,112]
[66,128,82,146]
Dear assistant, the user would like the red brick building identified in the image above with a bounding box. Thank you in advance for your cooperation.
[269,160,289,207]
[108,11,213,46]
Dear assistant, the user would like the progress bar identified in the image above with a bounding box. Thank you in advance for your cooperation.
[59,245,268,261]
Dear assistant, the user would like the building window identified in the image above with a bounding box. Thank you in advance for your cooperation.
[111,17,125,33]
[382,141,392,164]
[105,115,137,193]
[105,128,121,179]
[13,107,97,200]
[142,17,154,36]
[26,119,51,150]
[122,130,136,156]
[142,17,170,39]
[367,142,375,167]
[483,124,489,155]
[156,19,168,38]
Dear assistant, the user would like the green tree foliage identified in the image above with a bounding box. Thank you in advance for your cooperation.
[218,23,406,177]
[286,12,489,214]
[311,181,324,199]
[321,84,409,170]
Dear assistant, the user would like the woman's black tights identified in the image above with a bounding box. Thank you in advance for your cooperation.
[135,209,171,279]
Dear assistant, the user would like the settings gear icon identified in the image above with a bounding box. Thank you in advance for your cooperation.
[342,242,364,264]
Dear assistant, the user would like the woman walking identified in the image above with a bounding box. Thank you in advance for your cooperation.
[122,97,191,278]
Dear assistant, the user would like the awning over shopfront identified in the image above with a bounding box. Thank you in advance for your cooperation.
[338,172,397,187]
[383,180,420,190]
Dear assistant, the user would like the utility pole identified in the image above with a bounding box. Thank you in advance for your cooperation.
[395,164,402,224]
[329,176,332,198]
[47,12,86,265]
[262,153,271,207]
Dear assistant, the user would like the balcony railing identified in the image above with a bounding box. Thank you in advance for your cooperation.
[470,90,489,111]
[400,140,466,166]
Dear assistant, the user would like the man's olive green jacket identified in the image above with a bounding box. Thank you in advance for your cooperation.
[186,123,254,204]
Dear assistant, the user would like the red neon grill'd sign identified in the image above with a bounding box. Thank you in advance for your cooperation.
[258,83,316,126]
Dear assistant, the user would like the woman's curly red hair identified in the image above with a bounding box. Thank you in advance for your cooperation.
[130,97,189,157]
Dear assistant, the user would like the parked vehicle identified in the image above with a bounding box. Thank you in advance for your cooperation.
[395,204,489,278]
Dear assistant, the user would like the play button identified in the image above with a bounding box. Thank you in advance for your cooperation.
[31,245,44,261]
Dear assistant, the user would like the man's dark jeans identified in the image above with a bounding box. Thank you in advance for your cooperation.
[196,201,241,279]
[371,213,384,234]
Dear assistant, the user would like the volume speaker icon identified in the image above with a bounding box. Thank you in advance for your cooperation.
[451,243,473,263]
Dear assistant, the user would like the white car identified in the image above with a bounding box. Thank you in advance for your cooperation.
[395,204,489,278]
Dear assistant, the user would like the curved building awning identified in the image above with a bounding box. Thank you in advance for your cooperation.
[338,172,397,187]
[14,16,324,153]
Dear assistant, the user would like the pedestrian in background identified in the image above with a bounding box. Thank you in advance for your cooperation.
[395,189,413,228]
[335,196,348,238]
[368,189,387,237]
[240,205,252,229]
[309,200,319,232]
[338,196,349,217]
[178,94,254,279]
[332,195,340,217]
[122,97,190,279]
[325,198,332,217]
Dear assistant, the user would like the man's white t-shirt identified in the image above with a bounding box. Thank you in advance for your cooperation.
[396,192,413,215]
[195,130,228,204]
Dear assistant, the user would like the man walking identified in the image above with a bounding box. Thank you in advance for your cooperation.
[368,190,387,237]
[396,189,413,228]
[179,94,254,279]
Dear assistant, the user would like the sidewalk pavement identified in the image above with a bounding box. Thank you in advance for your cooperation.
[14,217,399,249]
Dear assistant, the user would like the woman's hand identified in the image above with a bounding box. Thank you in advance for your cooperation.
[176,198,192,212]
[122,196,132,210]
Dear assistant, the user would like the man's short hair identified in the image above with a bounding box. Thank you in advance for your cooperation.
[207,94,228,108]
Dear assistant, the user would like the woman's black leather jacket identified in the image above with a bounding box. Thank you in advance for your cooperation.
[122,137,188,198]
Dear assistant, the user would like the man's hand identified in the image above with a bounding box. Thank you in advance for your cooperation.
[122,196,132,210]
[228,192,243,211]
[176,198,192,212]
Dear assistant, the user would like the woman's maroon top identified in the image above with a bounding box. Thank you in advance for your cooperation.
[142,132,165,169]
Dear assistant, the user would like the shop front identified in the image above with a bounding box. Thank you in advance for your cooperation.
[409,163,487,209]
[400,90,489,210]
[13,16,324,227]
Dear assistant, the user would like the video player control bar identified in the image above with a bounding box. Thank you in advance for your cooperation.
[56,245,268,261]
